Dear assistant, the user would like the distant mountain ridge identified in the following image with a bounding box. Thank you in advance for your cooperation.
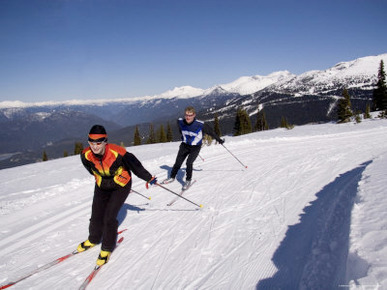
[200,53,387,127]
[0,53,386,169]
[266,55,382,95]
[1,54,384,110]
[0,70,293,109]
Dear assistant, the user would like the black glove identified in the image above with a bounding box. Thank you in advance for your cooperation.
[218,138,225,145]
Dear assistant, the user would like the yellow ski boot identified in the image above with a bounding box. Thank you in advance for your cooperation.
[96,250,111,266]
[77,240,95,252]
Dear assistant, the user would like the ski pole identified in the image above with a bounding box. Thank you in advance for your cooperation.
[156,183,203,208]
[199,154,205,161]
[222,144,248,169]
[131,189,151,200]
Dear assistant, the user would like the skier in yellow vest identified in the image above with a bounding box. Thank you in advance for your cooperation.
[78,125,157,266]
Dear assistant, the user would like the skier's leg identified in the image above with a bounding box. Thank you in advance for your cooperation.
[170,144,189,178]
[185,146,201,181]
[88,185,109,244]
[101,185,130,251]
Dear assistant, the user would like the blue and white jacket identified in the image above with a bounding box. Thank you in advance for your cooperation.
[177,118,222,146]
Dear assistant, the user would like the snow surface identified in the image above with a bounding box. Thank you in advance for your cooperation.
[1,117,387,289]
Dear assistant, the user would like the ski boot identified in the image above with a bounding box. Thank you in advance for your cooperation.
[96,249,111,266]
[77,240,96,252]
[162,177,175,184]
[182,180,191,190]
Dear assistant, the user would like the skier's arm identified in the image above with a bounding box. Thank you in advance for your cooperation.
[177,119,182,135]
[202,123,224,143]
[80,153,94,175]
[122,152,153,182]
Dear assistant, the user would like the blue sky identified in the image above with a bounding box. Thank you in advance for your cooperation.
[1,0,386,103]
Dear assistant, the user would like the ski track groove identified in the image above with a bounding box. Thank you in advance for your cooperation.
[1,199,92,256]
[192,164,284,286]
[193,146,289,285]
[150,230,175,290]
[150,211,210,289]
[186,236,255,289]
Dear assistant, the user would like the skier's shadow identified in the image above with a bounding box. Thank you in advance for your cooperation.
[256,160,372,289]
[160,165,201,185]
[117,203,146,226]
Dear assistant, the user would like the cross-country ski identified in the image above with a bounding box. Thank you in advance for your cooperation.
[167,180,197,206]
[0,230,127,289]
[78,236,124,290]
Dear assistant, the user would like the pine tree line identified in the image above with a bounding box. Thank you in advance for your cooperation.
[133,122,174,146]
[337,59,387,123]
[373,60,387,112]
[372,60,387,117]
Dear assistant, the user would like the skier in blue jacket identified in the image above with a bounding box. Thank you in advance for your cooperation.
[163,106,224,189]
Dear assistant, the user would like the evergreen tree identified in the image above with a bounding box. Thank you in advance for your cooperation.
[234,108,252,136]
[166,122,173,142]
[364,103,371,119]
[242,110,252,134]
[254,106,269,131]
[133,125,141,146]
[214,114,222,137]
[120,141,125,147]
[42,151,48,161]
[64,150,69,157]
[157,124,167,143]
[74,142,84,155]
[280,116,290,129]
[355,110,362,123]
[146,124,156,144]
[262,111,269,130]
[337,88,353,123]
[233,108,242,136]
[372,60,387,111]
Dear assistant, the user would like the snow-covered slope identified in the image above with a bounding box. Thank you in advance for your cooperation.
[1,117,386,289]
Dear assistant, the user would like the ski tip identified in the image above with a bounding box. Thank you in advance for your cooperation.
[1,283,15,289]
[199,204,204,208]
[148,196,151,200]
[118,228,128,234]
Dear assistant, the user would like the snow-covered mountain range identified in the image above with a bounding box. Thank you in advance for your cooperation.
[265,55,382,96]
[0,70,294,109]
[1,54,385,110]
[0,53,386,169]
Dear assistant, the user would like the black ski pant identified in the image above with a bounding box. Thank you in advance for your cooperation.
[170,143,201,181]
[88,183,130,251]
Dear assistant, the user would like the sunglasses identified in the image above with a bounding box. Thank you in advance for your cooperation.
[88,137,107,146]
[185,113,195,117]
[89,141,106,146]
